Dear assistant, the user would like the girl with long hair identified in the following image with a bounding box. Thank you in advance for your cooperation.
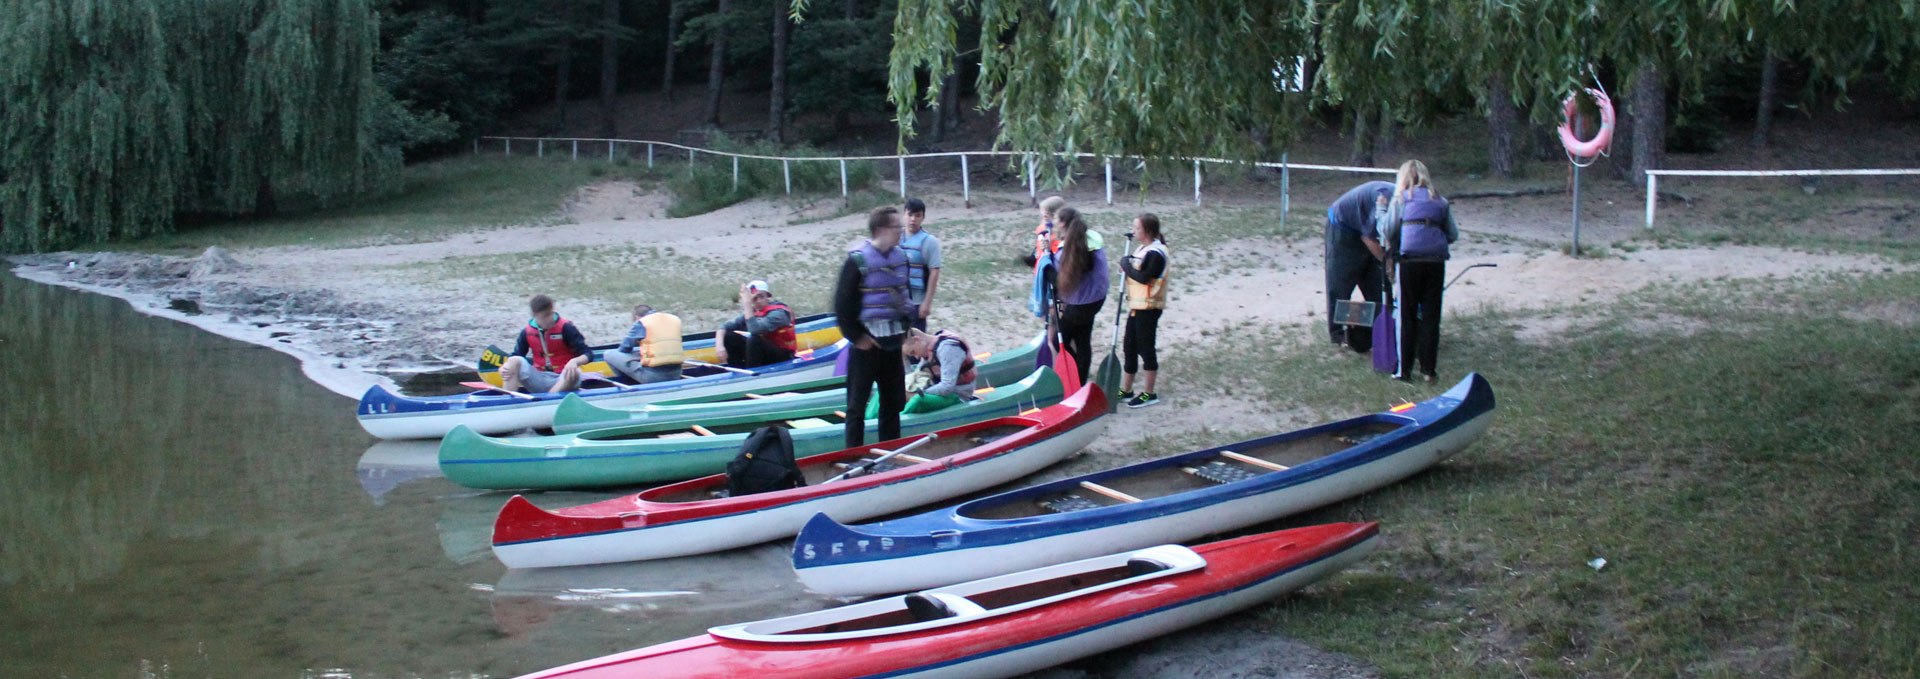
[1050,207,1109,385]
[1117,213,1170,407]
[1378,159,1458,382]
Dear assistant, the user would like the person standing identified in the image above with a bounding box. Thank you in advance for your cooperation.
[900,198,943,331]
[1051,207,1109,385]
[1377,159,1458,383]
[499,294,591,393]
[1324,179,1395,353]
[1023,195,1068,268]
[714,280,797,368]
[833,206,914,448]
[1118,213,1170,408]
[604,303,684,384]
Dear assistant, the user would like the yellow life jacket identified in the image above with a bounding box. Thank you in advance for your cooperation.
[639,312,684,367]
[1126,241,1170,311]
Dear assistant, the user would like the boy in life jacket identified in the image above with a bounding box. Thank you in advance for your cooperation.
[604,303,684,384]
[1376,159,1459,383]
[833,206,914,448]
[871,328,978,417]
[900,198,943,331]
[714,279,797,368]
[501,294,592,393]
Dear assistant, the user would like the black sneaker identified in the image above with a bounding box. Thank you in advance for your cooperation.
[1126,392,1161,409]
[1115,389,1136,402]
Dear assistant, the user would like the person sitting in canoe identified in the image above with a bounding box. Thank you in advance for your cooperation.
[868,328,978,417]
[603,303,684,384]
[501,294,592,393]
[713,279,797,369]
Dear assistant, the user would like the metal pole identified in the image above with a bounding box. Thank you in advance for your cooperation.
[538,139,544,157]
[732,156,740,190]
[898,156,907,198]
[1027,156,1037,204]
[1281,153,1291,220]
[839,160,848,198]
[1193,160,1202,205]
[1645,173,1658,230]
[783,160,792,195]
[647,143,654,167]
[608,141,614,163]
[571,140,578,161]
[505,139,512,156]
[1105,158,1113,205]
[961,155,971,208]
[1571,164,1583,257]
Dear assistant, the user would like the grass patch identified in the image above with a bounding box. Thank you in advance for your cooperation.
[1211,271,1920,678]
[665,137,880,218]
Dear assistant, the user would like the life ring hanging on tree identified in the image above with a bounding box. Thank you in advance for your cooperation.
[1557,87,1615,159]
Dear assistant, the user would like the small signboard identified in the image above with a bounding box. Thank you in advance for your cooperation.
[1333,300,1377,328]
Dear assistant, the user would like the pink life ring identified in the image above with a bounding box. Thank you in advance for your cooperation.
[1558,88,1614,158]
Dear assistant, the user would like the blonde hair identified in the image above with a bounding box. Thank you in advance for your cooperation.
[1396,160,1433,196]
[1039,195,1067,217]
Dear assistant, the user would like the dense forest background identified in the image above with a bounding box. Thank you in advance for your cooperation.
[3,0,1917,252]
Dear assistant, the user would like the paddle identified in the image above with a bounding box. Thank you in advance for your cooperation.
[1092,233,1132,411]
[825,433,940,483]
[460,381,536,399]
[685,359,757,376]
[1444,262,1497,291]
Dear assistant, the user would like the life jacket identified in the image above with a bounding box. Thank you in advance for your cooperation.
[522,317,581,372]
[851,242,913,325]
[754,302,798,352]
[1397,188,1451,260]
[638,312,684,367]
[1126,240,1171,311]
[928,335,978,386]
[899,230,935,297]
[725,425,805,496]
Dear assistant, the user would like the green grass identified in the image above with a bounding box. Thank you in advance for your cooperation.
[1210,270,1920,678]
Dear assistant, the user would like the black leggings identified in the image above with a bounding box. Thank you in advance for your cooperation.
[1058,300,1103,384]
[844,341,905,448]
[1123,309,1162,373]
[1397,261,1445,377]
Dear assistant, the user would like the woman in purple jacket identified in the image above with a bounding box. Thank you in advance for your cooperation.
[1050,207,1110,384]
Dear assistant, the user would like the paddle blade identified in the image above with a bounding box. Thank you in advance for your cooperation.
[834,345,852,377]
[1053,348,1082,395]
[1093,351,1122,413]
[1372,302,1398,374]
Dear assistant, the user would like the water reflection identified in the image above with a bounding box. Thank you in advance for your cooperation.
[355,439,443,504]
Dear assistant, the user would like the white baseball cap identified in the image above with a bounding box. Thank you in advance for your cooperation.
[746,280,772,295]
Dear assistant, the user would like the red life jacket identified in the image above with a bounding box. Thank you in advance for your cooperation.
[755,302,798,352]
[522,317,580,372]
[931,335,977,385]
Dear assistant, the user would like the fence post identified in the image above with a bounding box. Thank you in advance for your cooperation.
[1193,160,1202,205]
[961,155,971,208]
[783,160,792,195]
[1027,156,1037,205]
[1105,158,1113,205]
[538,139,544,157]
[1281,153,1290,221]
[608,141,614,163]
[571,140,578,161]
[898,156,907,198]
[839,160,848,199]
[647,143,654,168]
[733,156,740,190]
[1644,173,1658,230]
[505,138,512,156]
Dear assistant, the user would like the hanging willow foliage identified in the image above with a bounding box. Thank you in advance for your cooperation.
[1,0,384,253]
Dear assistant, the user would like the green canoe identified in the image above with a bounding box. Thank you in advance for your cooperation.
[550,333,1045,435]
[437,367,1066,491]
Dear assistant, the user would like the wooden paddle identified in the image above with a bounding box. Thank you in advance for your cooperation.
[825,433,940,483]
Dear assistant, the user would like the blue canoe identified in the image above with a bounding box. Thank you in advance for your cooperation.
[791,373,1495,596]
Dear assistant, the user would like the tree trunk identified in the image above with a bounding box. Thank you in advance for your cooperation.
[1753,50,1780,149]
[1486,76,1519,179]
[940,72,960,133]
[555,46,572,132]
[1348,107,1373,167]
[1629,59,1665,180]
[769,0,789,144]
[704,0,731,129]
[253,174,278,220]
[930,73,958,143]
[1374,104,1398,163]
[662,0,683,101]
[600,0,620,139]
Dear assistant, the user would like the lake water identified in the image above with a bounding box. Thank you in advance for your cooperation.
[0,273,830,678]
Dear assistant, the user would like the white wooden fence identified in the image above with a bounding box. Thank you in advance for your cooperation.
[1644,167,1920,229]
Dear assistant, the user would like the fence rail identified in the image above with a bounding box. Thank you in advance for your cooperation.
[1643,167,1920,229]
[476,135,1394,216]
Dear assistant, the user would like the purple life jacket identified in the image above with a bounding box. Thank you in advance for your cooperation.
[1398,188,1451,260]
[852,242,913,324]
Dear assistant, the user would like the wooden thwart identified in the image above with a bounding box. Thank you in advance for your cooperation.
[1078,481,1142,504]
[1219,450,1289,471]
[690,424,716,437]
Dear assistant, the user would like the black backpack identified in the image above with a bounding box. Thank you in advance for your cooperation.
[725,425,806,496]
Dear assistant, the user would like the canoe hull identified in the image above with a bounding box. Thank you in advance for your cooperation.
[492,391,1105,568]
[793,373,1494,597]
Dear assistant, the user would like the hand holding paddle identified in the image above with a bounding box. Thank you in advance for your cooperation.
[827,433,940,483]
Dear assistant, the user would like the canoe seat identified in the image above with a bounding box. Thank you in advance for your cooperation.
[857,457,908,474]
[1038,494,1104,514]
[904,594,954,622]
[1186,461,1261,485]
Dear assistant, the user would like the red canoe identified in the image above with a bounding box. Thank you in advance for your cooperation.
[515,522,1380,679]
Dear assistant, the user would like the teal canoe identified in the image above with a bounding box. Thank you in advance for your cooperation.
[437,368,1066,491]
[549,333,1045,435]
